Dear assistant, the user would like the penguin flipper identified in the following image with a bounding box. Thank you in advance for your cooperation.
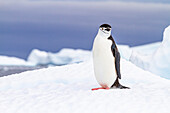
[108,35,121,79]
[115,50,121,79]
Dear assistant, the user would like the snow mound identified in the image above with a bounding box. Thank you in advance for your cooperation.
[0,56,34,66]
[129,25,170,79]
[131,42,161,54]
[27,48,91,66]
[0,59,170,113]
[118,42,161,61]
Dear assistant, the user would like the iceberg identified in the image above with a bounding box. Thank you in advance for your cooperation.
[27,48,92,66]
[129,25,170,79]
[0,56,34,66]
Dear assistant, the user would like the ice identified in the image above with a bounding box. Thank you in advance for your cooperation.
[26,42,161,67]
[27,48,91,66]
[129,26,170,79]
[0,58,170,113]
[131,42,161,54]
[118,42,161,61]
[117,45,132,60]
[0,49,91,67]
[0,56,34,66]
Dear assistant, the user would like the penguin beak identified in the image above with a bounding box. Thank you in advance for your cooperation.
[105,28,111,31]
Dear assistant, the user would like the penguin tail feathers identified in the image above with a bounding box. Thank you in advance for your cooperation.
[117,84,130,89]
[111,78,130,89]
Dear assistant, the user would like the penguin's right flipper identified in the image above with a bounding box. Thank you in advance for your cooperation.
[109,36,121,79]
[115,50,121,79]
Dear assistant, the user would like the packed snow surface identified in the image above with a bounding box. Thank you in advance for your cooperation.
[0,59,170,113]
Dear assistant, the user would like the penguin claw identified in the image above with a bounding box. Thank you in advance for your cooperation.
[91,87,110,91]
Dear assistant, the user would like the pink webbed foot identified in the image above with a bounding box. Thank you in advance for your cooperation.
[91,86,110,91]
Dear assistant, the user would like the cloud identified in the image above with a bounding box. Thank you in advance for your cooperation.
[0,0,170,4]
[0,1,170,23]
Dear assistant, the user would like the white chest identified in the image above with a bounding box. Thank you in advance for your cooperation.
[92,35,117,88]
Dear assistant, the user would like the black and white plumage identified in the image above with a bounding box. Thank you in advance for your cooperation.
[92,24,129,89]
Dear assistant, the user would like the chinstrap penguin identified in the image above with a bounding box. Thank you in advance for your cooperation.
[92,24,129,90]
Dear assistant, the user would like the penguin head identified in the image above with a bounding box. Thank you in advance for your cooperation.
[98,24,112,37]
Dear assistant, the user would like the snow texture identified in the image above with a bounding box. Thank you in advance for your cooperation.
[0,58,170,113]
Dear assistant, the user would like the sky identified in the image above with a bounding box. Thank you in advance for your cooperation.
[0,1,170,59]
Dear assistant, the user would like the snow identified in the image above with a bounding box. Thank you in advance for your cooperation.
[0,48,91,66]
[131,42,161,54]
[118,42,161,61]
[0,58,170,113]
[117,45,132,60]
[129,25,170,79]
[0,56,34,66]
[0,25,170,113]
[27,48,91,66]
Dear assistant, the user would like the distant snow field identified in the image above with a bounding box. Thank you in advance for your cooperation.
[0,26,170,113]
